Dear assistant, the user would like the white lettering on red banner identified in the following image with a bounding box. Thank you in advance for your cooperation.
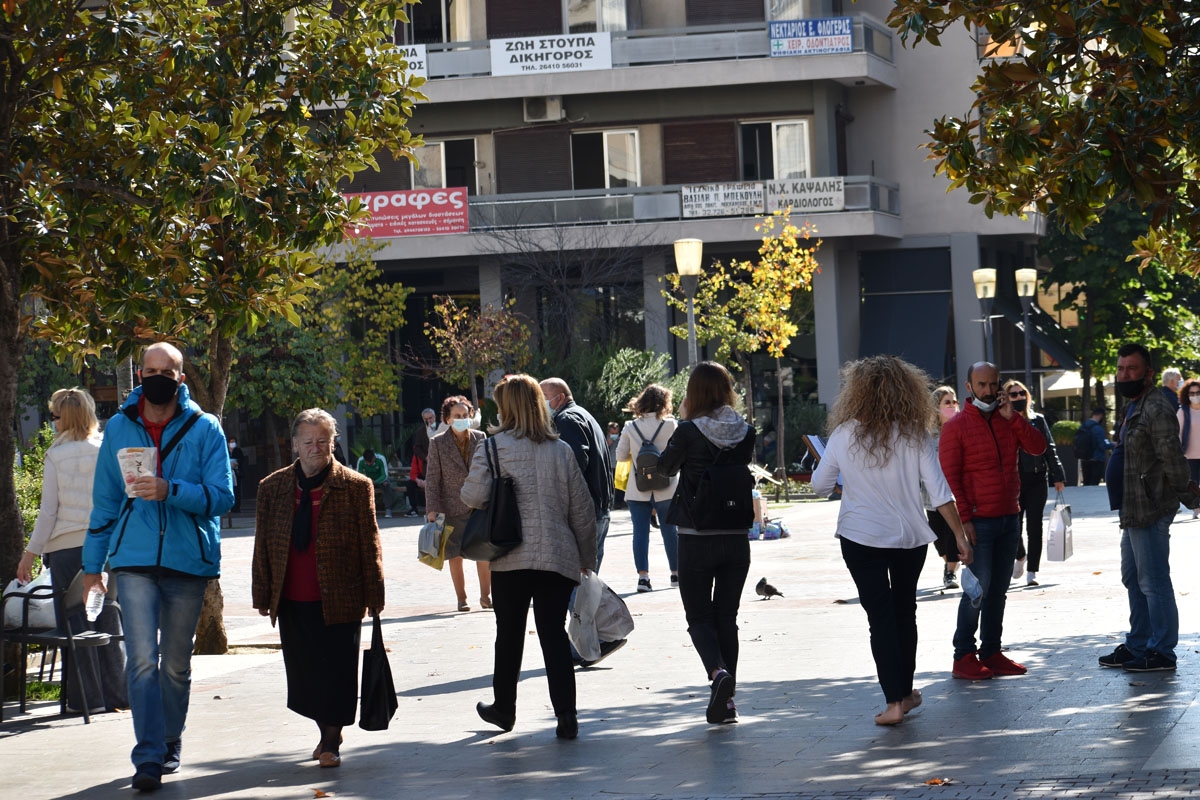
[346,188,470,238]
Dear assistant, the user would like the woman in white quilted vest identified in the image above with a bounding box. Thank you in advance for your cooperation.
[17,387,128,714]
[615,383,680,594]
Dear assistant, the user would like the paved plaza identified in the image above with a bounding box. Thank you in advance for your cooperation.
[6,486,1200,798]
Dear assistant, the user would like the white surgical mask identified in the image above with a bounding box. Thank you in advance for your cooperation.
[451,418,470,432]
[971,396,998,414]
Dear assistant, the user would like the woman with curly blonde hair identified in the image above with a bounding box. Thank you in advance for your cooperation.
[813,356,972,726]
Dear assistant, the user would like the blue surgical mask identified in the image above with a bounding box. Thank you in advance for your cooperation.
[451,418,470,432]
[545,399,553,415]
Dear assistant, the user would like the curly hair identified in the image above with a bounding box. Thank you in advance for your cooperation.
[1180,378,1200,406]
[826,355,936,466]
[633,383,673,418]
[440,394,471,422]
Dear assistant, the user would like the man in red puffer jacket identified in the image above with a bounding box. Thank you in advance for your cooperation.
[940,362,1047,681]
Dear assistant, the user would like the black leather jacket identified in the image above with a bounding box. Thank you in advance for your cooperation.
[1017,413,1066,485]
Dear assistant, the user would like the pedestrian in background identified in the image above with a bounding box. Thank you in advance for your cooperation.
[814,356,972,725]
[927,385,962,589]
[1003,379,1066,586]
[1176,378,1200,519]
[253,408,384,768]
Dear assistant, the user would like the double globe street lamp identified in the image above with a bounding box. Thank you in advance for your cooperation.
[973,266,1041,397]
[674,238,704,370]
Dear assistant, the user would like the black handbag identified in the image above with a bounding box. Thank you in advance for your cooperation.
[460,437,523,561]
[359,612,397,731]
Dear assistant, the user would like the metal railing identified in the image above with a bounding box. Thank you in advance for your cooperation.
[468,176,899,231]
[423,16,894,81]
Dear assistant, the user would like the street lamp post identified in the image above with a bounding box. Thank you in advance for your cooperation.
[972,268,997,364]
[674,238,703,369]
[1015,267,1038,397]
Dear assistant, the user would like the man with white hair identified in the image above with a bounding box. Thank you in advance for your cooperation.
[82,342,233,791]
[1161,368,1183,412]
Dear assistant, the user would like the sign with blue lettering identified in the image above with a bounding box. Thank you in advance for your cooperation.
[769,17,854,57]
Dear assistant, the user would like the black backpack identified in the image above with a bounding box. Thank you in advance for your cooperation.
[1072,424,1092,460]
[690,437,755,529]
[632,420,672,492]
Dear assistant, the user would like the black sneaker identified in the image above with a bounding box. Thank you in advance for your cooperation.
[579,638,627,668]
[1098,644,1137,668]
[163,740,182,774]
[1123,650,1177,672]
[637,577,652,593]
[943,571,959,590]
[670,574,679,588]
[706,669,735,724]
[132,763,162,792]
[722,699,739,724]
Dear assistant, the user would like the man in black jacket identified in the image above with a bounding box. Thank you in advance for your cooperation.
[541,378,614,567]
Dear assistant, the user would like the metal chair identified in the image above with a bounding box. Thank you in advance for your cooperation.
[1,570,121,724]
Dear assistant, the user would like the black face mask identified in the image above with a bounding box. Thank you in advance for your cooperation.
[141,374,179,405]
[1011,399,1029,413]
[1117,378,1147,399]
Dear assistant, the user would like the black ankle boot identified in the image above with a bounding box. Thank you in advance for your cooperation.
[556,713,578,740]
[476,702,515,732]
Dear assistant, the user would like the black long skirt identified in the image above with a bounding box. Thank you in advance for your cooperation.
[277,599,361,726]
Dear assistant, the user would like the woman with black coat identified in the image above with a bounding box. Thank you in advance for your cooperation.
[658,361,756,725]
[1003,380,1066,586]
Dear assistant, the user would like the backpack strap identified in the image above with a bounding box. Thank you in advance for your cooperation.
[161,411,203,464]
[650,420,666,443]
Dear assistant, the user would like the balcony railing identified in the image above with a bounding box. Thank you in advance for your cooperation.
[426,16,894,81]
[468,176,899,231]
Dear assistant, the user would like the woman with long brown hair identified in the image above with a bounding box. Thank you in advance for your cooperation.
[813,356,972,726]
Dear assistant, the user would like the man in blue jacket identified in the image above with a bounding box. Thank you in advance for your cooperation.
[82,342,233,792]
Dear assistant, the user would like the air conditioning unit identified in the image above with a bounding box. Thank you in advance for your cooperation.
[523,96,564,124]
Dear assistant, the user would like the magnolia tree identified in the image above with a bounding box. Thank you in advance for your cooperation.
[3,0,425,652]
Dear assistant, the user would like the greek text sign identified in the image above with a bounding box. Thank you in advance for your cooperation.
[681,183,765,218]
[398,44,428,82]
[769,18,854,57]
[490,33,612,76]
[347,188,469,238]
[766,178,845,213]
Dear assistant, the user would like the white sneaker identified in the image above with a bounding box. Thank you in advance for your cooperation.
[1027,571,1038,586]
[1012,558,1025,580]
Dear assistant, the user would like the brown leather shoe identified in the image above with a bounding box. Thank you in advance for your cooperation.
[319,751,341,768]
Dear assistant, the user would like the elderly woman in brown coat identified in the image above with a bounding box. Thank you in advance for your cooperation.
[426,394,490,612]
[462,374,596,740]
[252,408,384,769]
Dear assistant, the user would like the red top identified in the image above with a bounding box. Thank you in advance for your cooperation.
[282,487,323,602]
[137,397,168,476]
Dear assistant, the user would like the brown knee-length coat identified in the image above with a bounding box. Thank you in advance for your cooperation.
[252,459,385,625]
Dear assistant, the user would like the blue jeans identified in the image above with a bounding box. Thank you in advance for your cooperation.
[1121,515,1178,661]
[677,533,751,678]
[627,499,679,574]
[117,571,208,768]
[953,514,1020,660]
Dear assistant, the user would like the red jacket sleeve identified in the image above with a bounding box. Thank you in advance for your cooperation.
[1011,414,1047,457]
[939,419,971,523]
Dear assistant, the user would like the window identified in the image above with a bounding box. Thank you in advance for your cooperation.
[411,139,478,195]
[399,0,470,44]
[568,0,628,33]
[571,130,640,190]
[740,119,810,181]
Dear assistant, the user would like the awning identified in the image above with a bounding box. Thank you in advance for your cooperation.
[1041,370,1113,399]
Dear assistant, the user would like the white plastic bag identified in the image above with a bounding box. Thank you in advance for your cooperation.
[567,571,603,662]
[3,569,56,629]
[595,581,635,642]
[1047,493,1073,562]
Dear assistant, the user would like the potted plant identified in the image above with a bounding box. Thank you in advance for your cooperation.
[1050,420,1081,486]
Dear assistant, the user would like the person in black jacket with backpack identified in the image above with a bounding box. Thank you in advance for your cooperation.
[658,362,756,725]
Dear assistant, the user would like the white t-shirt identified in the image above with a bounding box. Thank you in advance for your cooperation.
[812,422,954,549]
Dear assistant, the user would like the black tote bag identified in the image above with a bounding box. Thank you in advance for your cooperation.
[359,612,397,731]
[460,437,523,561]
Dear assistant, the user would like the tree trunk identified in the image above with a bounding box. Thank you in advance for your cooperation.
[737,354,755,426]
[192,579,227,655]
[116,355,135,404]
[467,359,480,410]
[0,288,25,586]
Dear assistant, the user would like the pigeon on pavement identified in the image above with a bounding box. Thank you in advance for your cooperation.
[756,577,783,600]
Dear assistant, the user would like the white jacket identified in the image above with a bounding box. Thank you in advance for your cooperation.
[27,436,102,554]
[615,415,680,503]
[461,432,597,583]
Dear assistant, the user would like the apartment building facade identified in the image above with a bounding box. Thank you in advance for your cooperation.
[350,0,1058,416]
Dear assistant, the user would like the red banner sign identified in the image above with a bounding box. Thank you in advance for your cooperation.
[347,188,470,238]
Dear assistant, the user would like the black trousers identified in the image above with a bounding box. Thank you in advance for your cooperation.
[840,537,927,703]
[677,533,750,679]
[1082,459,1105,486]
[490,569,577,719]
[1016,472,1049,572]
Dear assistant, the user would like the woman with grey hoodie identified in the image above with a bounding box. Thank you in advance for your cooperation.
[658,362,756,725]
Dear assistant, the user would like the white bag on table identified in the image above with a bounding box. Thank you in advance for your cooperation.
[1047,491,1073,562]
[3,569,56,629]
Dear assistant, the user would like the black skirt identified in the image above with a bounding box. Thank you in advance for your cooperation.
[278,600,362,726]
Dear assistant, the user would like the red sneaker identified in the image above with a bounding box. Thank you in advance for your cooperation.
[980,651,1027,676]
[952,653,994,680]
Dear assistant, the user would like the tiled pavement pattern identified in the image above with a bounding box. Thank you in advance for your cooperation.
[6,486,1200,799]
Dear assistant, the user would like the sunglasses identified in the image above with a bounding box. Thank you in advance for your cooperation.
[1008,390,1028,398]
[50,413,61,421]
